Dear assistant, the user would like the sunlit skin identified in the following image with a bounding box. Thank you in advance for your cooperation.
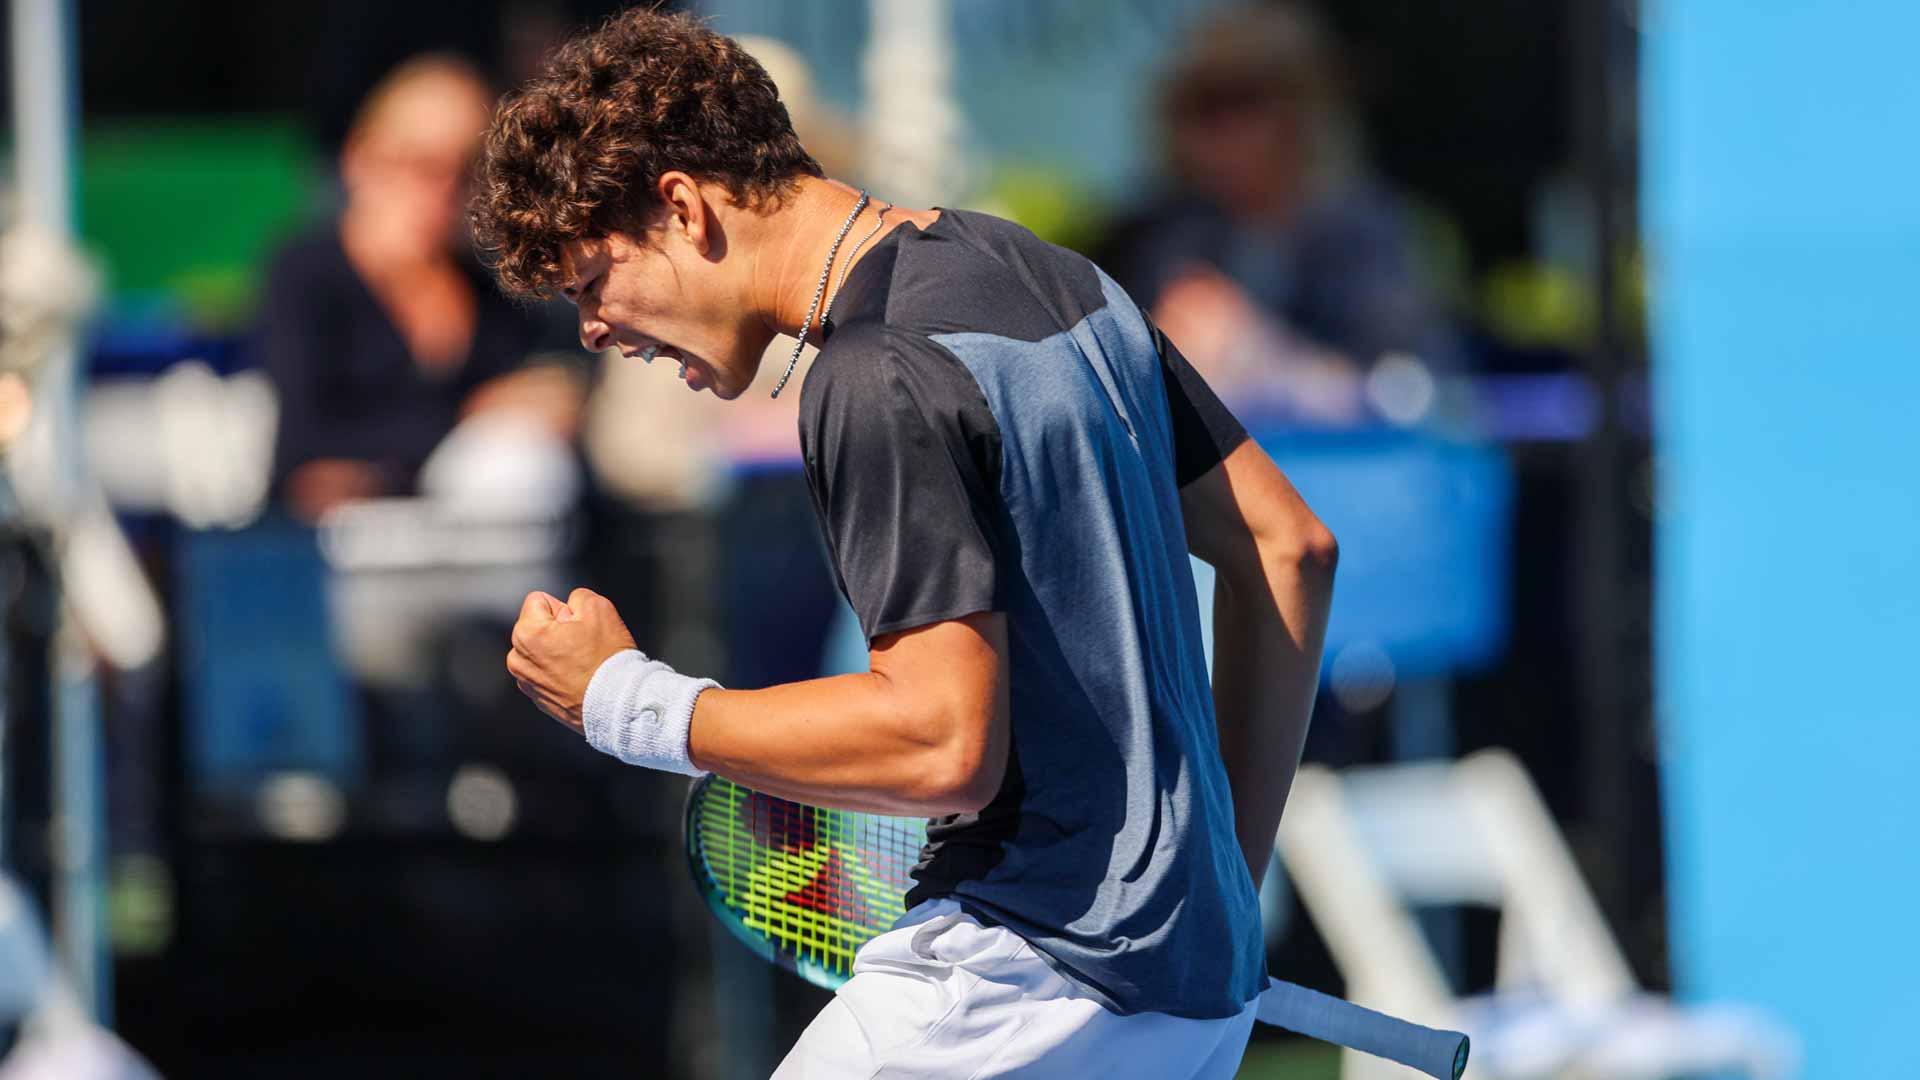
[558,171,939,399]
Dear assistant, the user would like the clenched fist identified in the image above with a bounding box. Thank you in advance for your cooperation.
[506,588,639,732]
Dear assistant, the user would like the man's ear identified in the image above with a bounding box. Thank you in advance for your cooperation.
[655,170,714,256]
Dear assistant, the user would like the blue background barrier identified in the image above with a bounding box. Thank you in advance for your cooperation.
[1646,4,1920,1074]
[1197,430,1511,683]
[174,519,363,799]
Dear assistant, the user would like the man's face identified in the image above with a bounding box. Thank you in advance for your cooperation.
[560,224,775,400]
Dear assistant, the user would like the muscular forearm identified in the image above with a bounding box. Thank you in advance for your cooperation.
[688,667,1001,818]
[512,589,1006,814]
[1212,549,1335,890]
[687,676,953,814]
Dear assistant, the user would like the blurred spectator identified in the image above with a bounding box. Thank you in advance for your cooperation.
[1101,4,1461,415]
[256,54,578,524]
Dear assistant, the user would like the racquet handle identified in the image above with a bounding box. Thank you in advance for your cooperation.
[1256,977,1469,1080]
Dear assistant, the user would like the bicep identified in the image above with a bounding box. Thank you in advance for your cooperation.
[868,612,1008,728]
[867,612,1011,803]
[1180,439,1332,580]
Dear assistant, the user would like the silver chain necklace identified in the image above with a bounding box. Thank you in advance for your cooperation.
[770,189,871,399]
[829,200,890,312]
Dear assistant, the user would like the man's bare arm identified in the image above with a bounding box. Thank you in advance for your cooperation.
[505,586,1006,816]
[1181,439,1337,890]
[688,612,1010,817]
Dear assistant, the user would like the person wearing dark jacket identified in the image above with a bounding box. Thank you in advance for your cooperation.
[258,55,573,523]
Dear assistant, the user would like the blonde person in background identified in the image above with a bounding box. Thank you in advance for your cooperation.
[256,54,580,525]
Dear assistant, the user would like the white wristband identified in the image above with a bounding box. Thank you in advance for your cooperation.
[581,649,719,775]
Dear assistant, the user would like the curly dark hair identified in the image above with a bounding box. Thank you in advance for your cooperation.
[470,8,823,299]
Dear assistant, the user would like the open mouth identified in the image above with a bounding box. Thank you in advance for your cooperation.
[621,341,707,392]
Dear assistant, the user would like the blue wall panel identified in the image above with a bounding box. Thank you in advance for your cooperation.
[1646,5,1920,1076]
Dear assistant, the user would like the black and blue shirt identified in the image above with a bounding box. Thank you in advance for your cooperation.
[800,208,1260,1020]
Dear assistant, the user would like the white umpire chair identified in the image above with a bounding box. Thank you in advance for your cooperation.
[1274,749,1798,1079]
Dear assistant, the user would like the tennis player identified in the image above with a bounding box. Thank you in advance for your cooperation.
[481,11,1336,1077]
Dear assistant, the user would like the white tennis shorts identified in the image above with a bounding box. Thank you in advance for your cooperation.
[773,900,1258,1079]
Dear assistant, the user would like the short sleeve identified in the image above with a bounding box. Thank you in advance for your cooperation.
[1144,311,1249,486]
[799,327,1002,641]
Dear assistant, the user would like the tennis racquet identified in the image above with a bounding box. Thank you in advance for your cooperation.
[685,774,1468,1080]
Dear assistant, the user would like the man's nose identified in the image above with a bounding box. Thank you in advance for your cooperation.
[579,315,612,353]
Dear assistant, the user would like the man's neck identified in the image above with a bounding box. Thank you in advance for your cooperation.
[751,176,926,338]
